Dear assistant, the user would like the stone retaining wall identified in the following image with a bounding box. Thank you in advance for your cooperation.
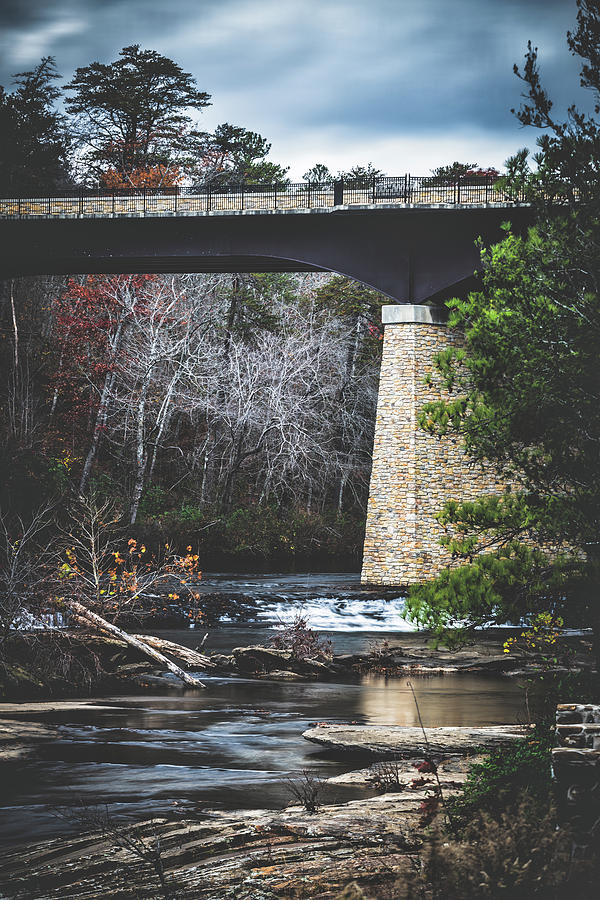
[361,304,504,585]
[553,704,600,852]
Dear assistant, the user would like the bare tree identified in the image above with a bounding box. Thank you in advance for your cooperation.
[57,803,178,900]
[0,503,56,645]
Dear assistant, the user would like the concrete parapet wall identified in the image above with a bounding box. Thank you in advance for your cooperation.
[361,304,504,586]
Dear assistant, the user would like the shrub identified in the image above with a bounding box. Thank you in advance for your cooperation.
[270,614,332,660]
[138,486,170,518]
[397,796,597,900]
[447,731,553,829]
[285,770,325,813]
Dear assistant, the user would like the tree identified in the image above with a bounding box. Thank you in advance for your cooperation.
[427,162,500,187]
[313,276,384,513]
[302,163,333,185]
[0,57,70,193]
[196,122,289,187]
[406,0,600,677]
[52,274,159,493]
[337,163,384,186]
[64,45,210,184]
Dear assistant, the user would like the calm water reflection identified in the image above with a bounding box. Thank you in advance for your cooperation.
[0,672,527,846]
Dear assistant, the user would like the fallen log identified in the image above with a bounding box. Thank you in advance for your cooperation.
[66,601,206,688]
[131,634,215,668]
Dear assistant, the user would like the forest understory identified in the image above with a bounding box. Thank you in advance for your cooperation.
[1,271,384,570]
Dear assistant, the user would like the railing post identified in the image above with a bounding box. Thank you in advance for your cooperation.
[274,184,277,208]
[208,183,211,212]
[143,188,146,215]
[485,175,489,203]
[18,195,21,217]
[79,189,84,217]
[174,185,178,214]
[112,192,115,217]
[307,183,311,208]
[457,176,461,205]
[241,182,245,210]
[333,179,344,206]
[372,175,376,204]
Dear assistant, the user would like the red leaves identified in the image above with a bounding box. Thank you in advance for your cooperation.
[100,162,183,190]
[49,274,160,431]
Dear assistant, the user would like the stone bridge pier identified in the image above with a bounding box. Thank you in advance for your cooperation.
[361,304,503,586]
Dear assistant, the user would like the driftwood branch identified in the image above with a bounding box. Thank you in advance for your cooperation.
[67,600,206,688]
[131,634,215,669]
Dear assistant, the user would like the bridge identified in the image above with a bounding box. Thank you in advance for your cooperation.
[0,176,534,585]
[0,175,532,302]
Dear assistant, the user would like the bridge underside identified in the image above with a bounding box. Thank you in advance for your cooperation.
[0,205,531,303]
[0,204,532,586]
[18,254,325,275]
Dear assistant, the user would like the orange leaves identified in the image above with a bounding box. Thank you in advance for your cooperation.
[100,165,183,190]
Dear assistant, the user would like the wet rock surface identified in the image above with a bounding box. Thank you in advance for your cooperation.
[206,634,592,681]
[0,795,424,899]
[0,717,60,761]
[0,750,489,899]
[303,723,531,758]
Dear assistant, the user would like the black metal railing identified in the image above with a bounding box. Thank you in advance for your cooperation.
[0,174,549,218]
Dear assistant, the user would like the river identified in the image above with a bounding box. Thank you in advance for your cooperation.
[0,574,528,847]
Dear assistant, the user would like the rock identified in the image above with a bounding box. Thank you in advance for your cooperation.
[327,756,484,802]
[261,669,307,681]
[208,653,236,669]
[132,674,184,690]
[335,884,368,900]
[232,645,294,673]
[0,718,59,760]
[0,794,422,899]
[303,723,530,758]
[231,646,334,677]
[327,754,482,788]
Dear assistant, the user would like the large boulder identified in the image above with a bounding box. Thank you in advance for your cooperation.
[232,646,333,677]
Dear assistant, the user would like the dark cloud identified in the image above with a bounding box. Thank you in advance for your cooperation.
[0,0,587,176]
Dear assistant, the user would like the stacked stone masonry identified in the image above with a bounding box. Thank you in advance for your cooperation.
[361,305,505,586]
[552,704,600,847]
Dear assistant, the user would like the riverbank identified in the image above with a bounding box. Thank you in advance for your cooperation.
[0,699,517,899]
[1,625,593,703]
[0,793,425,899]
[0,629,587,703]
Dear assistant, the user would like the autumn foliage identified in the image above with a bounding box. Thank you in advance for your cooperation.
[100,165,183,190]
[51,274,156,436]
[54,497,202,625]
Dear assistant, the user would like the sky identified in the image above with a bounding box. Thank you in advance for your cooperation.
[0,0,587,180]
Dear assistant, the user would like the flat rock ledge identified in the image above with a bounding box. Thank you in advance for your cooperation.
[303,723,530,758]
[1,796,424,900]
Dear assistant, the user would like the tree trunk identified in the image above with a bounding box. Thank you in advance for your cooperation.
[591,602,600,699]
[337,470,348,516]
[9,280,18,372]
[79,370,115,493]
[66,600,206,688]
[80,320,126,494]
[129,376,151,525]
[147,378,177,481]
[131,634,215,669]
